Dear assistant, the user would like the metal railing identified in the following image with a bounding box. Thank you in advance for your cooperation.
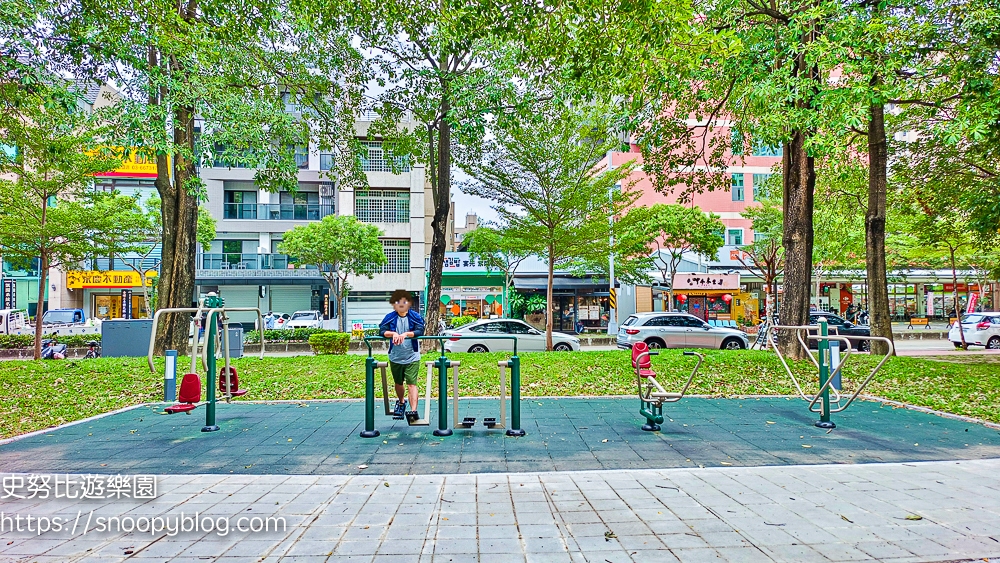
[197,253,318,271]
[222,203,335,221]
[355,190,410,223]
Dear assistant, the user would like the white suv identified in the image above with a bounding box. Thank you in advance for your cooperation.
[617,312,749,350]
[949,312,1000,349]
[283,310,324,330]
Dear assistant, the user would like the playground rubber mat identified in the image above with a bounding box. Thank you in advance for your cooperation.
[2,397,999,475]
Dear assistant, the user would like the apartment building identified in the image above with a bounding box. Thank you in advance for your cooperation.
[196,114,430,328]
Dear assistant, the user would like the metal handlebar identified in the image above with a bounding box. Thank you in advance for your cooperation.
[148,306,265,373]
[363,334,520,355]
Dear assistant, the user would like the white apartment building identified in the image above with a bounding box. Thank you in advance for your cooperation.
[196,115,430,329]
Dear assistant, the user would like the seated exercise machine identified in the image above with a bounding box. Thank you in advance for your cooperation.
[770,317,893,428]
[147,293,264,432]
[632,342,704,431]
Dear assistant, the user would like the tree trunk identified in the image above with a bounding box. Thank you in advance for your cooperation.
[546,244,554,351]
[33,251,48,360]
[779,131,815,359]
[153,104,199,354]
[424,98,451,336]
[866,99,894,355]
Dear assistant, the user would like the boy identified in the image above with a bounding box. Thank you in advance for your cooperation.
[379,289,425,423]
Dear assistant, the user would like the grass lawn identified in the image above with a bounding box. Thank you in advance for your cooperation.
[1,350,997,439]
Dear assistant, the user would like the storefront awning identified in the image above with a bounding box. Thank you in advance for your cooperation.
[513,277,608,290]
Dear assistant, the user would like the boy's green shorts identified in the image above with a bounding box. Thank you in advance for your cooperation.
[390,361,420,386]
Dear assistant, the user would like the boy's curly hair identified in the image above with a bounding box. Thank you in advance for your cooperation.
[390,289,413,304]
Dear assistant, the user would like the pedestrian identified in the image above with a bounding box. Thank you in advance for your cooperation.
[264,311,276,330]
[379,290,426,423]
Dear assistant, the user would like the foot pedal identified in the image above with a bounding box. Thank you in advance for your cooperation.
[393,414,404,420]
[483,418,497,428]
[460,417,476,428]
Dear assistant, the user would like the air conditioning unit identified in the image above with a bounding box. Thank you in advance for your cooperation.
[319,183,334,197]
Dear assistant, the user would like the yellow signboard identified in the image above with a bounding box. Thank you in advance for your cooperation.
[66,270,157,289]
[88,147,162,178]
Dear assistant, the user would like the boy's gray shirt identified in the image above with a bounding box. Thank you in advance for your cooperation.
[388,315,421,364]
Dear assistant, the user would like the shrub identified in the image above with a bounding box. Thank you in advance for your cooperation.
[0,333,100,349]
[364,327,380,337]
[244,328,329,343]
[0,334,34,349]
[309,332,350,355]
[449,315,477,328]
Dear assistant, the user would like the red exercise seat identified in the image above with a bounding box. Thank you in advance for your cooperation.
[165,372,201,414]
[219,367,248,398]
[632,342,657,378]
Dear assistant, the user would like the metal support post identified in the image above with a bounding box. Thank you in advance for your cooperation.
[361,356,380,438]
[434,354,453,436]
[164,350,177,402]
[815,318,835,429]
[202,312,220,432]
[506,355,526,436]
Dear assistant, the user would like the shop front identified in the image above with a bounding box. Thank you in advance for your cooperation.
[671,273,753,325]
[512,276,611,333]
[68,270,157,319]
[923,283,982,319]
[435,253,506,324]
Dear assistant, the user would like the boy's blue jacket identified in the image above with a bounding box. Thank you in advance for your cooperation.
[379,310,425,353]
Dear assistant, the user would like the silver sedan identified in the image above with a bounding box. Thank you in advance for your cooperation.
[443,319,581,352]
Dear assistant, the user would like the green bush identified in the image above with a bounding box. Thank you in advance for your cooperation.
[308,332,350,355]
[364,328,380,337]
[244,328,329,343]
[0,333,100,349]
[449,315,477,328]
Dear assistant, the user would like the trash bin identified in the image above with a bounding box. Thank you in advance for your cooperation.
[227,327,244,359]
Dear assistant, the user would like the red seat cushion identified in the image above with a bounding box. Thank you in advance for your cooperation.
[219,367,241,394]
[177,373,202,403]
[631,342,651,369]
[638,369,657,378]
[165,403,197,414]
[228,389,248,397]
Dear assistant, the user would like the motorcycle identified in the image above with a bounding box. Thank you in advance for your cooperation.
[41,339,68,360]
[84,340,101,359]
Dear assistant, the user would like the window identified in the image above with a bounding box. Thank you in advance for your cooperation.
[504,321,533,334]
[731,174,744,202]
[727,229,743,246]
[752,142,782,157]
[359,141,411,172]
[355,190,410,223]
[223,189,257,219]
[320,153,334,171]
[645,315,680,327]
[754,231,769,242]
[471,322,504,333]
[752,173,772,200]
[289,144,308,169]
[376,240,410,273]
[680,316,707,328]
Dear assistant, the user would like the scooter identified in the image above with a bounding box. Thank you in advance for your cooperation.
[41,339,68,360]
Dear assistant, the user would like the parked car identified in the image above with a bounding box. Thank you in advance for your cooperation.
[283,310,323,330]
[949,312,1000,349]
[807,312,871,351]
[444,319,581,352]
[616,312,749,350]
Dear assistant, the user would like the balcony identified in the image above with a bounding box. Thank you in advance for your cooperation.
[199,253,321,270]
[222,203,335,221]
[196,253,325,281]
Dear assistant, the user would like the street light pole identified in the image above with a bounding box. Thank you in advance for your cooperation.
[607,149,618,336]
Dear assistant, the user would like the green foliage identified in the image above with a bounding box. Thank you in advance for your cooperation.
[144,196,216,253]
[0,335,34,349]
[525,295,547,314]
[308,332,350,355]
[449,315,477,328]
[0,334,101,350]
[244,328,330,343]
[278,215,385,332]
[625,204,725,290]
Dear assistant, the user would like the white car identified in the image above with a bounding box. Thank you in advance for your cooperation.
[444,319,581,352]
[283,310,324,330]
[949,312,1000,349]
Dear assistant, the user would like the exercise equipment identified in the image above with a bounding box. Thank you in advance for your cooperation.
[631,342,704,431]
[361,335,525,438]
[770,317,893,428]
[375,360,436,426]
[148,296,264,432]
[453,360,502,429]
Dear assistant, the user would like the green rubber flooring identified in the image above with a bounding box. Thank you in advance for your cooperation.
[2,398,999,475]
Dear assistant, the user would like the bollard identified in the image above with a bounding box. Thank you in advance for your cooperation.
[506,355,526,436]
[815,318,835,429]
[164,350,177,402]
[202,312,220,432]
[434,354,453,436]
[361,356,379,437]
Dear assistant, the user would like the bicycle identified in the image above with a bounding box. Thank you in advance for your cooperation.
[84,340,101,359]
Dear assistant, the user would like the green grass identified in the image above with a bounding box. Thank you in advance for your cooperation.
[1,350,997,439]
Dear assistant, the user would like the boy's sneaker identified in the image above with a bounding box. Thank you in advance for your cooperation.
[405,410,419,424]
[392,400,406,419]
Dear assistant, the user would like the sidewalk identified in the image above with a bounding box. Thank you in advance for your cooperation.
[1,459,999,562]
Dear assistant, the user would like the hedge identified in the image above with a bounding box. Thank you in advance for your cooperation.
[308,332,350,355]
[449,315,477,328]
[0,334,101,349]
[243,328,330,343]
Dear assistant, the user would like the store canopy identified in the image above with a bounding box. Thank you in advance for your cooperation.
[513,277,608,290]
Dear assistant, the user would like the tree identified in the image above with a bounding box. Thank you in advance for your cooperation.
[0,87,120,358]
[458,104,636,350]
[326,0,547,336]
[278,215,386,332]
[622,204,724,311]
[736,198,784,322]
[463,226,531,318]
[51,0,364,352]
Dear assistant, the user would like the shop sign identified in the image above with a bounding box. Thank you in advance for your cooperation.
[2,279,15,309]
[672,273,740,291]
[441,253,488,271]
[88,147,163,178]
[351,319,364,339]
[942,283,979,292]
[67,270,157,289]
[441,286,501,301]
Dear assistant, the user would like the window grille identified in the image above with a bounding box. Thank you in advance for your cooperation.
[355,190,410,223]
